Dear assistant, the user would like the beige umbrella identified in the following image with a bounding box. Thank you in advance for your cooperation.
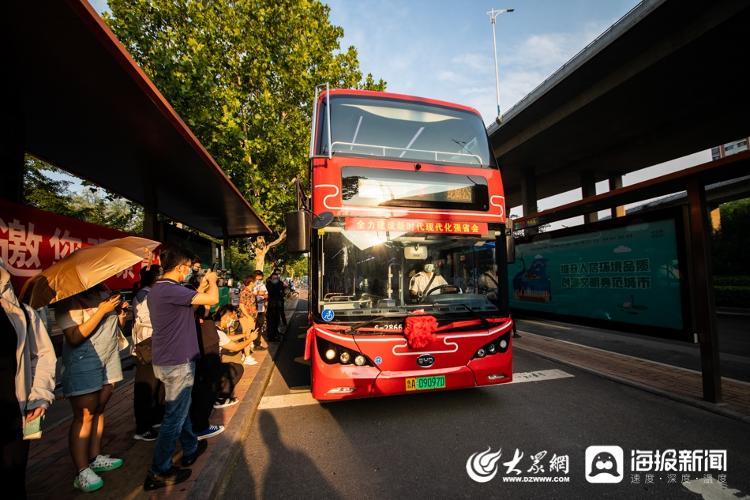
[21,236,160,309]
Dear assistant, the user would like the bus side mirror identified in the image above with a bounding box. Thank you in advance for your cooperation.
[285,210,310,253]
[506,220,515,263]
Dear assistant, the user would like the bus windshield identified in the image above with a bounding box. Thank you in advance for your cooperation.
[318,227,500,323]
[318,95,493,168]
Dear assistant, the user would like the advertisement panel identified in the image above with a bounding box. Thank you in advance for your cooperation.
[508,218,684,332]
[0,198,147,293]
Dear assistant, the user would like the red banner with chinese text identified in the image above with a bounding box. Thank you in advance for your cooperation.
[344,217,488,235]
[0,198,154,293]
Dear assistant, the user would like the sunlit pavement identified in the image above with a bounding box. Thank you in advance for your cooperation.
[223,302,750,499]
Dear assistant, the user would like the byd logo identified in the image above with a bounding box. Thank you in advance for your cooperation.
[416,354,435,367]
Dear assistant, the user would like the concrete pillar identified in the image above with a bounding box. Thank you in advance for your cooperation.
[521,167,538,235]
[581,170,598,224]
[0,107,25,203]
[608,175,626,218]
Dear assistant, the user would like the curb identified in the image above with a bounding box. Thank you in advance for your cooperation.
[515,344,750,425]
[187,342,280,500]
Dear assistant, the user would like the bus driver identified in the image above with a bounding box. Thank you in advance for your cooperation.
[409,261,448,300]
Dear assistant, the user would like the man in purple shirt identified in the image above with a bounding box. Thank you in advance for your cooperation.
[143,248,218,491]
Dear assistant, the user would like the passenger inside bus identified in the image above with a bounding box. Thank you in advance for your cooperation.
[409,259,449,300]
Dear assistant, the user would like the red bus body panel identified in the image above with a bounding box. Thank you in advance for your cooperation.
[306,320,513,401]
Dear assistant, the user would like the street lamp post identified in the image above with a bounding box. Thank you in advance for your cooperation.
[487,7,514,121]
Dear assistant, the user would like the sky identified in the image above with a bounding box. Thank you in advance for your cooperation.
[86,0,712,221]
[322,0,712,220]
[325,0,639,125]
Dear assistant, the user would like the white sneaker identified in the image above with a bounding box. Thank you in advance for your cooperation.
[89,454,124,473]
[73,467,104,493]
[243,355,258,365]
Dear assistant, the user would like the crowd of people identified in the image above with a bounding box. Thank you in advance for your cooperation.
[0,248,293,496]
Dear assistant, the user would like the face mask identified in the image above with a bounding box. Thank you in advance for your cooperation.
[271,278,279,284]
[184,270,193,281]
[226,318,238,331]
[424,264,435,273]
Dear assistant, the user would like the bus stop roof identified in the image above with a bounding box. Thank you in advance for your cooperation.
[8,0,270,238]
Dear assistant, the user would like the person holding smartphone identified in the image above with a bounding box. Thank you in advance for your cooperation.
[56,282,129,493]
[1,259,56,498]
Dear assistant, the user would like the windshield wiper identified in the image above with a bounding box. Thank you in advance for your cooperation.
[436,301,490,329]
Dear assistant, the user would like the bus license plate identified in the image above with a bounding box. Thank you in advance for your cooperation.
[405,375,446,391]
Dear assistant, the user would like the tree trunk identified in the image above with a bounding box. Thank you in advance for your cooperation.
[250,230,286,271]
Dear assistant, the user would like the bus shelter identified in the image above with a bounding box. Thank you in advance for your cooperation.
[2,0,270,242]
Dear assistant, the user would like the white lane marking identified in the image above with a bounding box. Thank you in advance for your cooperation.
[506,369,574,384]
[518,319,571,330]
[257,369,574,410]
[259,392,317,410]
[682,475,749,499]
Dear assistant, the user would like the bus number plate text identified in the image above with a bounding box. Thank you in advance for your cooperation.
[405,375,446,391]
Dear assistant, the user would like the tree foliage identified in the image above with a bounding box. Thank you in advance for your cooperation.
[713,197,750,276]
[23,156,143,233]
[104,0,385,237]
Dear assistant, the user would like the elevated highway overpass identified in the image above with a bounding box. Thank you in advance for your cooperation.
[488,0,750,216]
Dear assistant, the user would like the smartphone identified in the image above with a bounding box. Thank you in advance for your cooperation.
[23,414,44,440]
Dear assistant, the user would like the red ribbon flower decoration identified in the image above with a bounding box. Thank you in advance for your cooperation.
[404,314,438,349]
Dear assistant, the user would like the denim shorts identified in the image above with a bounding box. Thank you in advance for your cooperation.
[61,324,123,397]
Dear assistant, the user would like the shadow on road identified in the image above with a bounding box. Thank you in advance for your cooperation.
[229,411,340,499]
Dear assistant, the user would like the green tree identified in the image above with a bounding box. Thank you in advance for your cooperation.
[104,0,385,271]
[713,197,750,276]
[23,156,143,234]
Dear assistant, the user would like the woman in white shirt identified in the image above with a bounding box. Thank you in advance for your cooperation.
[131,265,163,442]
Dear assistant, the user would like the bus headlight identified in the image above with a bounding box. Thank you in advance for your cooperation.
[317,340,373,366]
[473,332,511,358]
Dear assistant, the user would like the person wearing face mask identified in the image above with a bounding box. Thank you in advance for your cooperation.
[409,260,448,301]
[143,247,219,491]
[212,306,254,408]
[251,270,268,343]
[265,271,284,342]
[184,258,202,290]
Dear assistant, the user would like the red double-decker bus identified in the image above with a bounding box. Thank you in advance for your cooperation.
[288,86,513,401]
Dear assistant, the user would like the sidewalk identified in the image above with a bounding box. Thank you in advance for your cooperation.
[514,330,750,422]
[26,301,299,499]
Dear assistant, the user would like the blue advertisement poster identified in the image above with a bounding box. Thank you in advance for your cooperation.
[508,219,684,331]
